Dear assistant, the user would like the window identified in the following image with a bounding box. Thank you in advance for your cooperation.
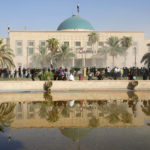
[64,41,69,47]
[16,48,22,56]
[16,103,23,119]
[16,41,22,46]
[98,42,104,47]
[40,41,46,47]
[16,41,23,56]
[27,40,35,56]
[28,48,34,56]
[27,104,35,119]
[17,103,23,113]
[75,41,81,47]
[86,48,93,53]
[87,42,92,46]
[28,41,34,46]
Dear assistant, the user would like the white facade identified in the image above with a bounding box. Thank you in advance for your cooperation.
[8,30,150,68]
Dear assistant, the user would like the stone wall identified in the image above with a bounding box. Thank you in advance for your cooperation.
[0,80,150,92]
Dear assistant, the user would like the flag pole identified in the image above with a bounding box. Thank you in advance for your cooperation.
[77,2,80,14]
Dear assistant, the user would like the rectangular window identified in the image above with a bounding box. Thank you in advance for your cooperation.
[16,41,22,46]
[16,41,23,56]
[98,42,104,47]
[64,41,69,47]
[87,42,92,46]
[40,41,46,47]
[86,48,93,53]
[28,41,35,47]
[16,47,23,56]
[28,48,34,56]
[75,41,81,47]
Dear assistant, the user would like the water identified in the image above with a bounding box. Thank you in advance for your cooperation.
[0,92,150,150]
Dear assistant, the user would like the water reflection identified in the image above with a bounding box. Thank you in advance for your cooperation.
[0,103,15,132]
[0,92,150,130]
[141,100,150,116]
[60,128,93,142]
[0,92,150,150]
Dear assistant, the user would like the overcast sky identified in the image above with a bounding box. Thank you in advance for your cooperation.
[0,0,150,38]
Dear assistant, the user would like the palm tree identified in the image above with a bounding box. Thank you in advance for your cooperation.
[97,46,109,67]
[106,103,132,124]
[141,52,150,67]
[39,92,53,119]
[141,105,150,116]
[47,106,59,123]
[88,32,99,66]
[121,36,132,66]
[54,44,75,67]
[30,46,51,68]
[147,43,150,51]
[0,103,15,132]
[89,116,99,128]
[121,111,132,123]
[106,36,121,67]
[0,39,15,69]
[61,106,70,118]
[47,38,59,65]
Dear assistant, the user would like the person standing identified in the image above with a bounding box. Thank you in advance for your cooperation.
[18,66,22,78]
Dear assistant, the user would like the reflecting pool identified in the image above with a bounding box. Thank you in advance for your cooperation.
[0,91,150,150]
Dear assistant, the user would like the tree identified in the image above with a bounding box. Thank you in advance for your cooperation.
[141,52,150,68]
[89,116,99,128]
[96,46,109,67]
[141,104,150,116]
[121,36,132,66]
[106,103,132,124]
[30,46,51,68]
[106,36,121,67]
[54,44,75,67]
[47,38,59,65]
[0,39,15,69]
[0,103,15,132]
[47,106,59,123]
[88,32,99,66]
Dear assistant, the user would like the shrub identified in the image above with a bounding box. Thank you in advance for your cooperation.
[70,67,81,75]
[41,72,54,80]
[97,68,105,72]
[71,67,81,72]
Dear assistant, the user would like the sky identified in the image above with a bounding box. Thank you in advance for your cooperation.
[0,0,150,38]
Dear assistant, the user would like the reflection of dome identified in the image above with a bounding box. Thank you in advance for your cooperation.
[57,15,94,31]
[60,128,93,142]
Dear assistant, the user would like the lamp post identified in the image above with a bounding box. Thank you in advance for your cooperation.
[80,47,87,77]
[27,47,29,68]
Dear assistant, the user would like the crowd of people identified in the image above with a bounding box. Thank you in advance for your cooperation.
[86,66,150,80]
[0,66,150,81]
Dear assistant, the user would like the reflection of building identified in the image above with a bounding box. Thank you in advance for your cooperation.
[5,100,150,129]
[1,14,150,68]
[1,92,150,102]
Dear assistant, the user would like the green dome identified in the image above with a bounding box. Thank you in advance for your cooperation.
[60,128,93,142]
[57,15,94,31]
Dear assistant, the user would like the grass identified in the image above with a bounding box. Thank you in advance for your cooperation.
[0,76,145,81]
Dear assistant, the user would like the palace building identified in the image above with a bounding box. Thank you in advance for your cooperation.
[1,14,150,68]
